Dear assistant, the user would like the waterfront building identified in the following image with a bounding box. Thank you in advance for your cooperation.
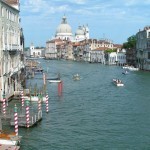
[45,39,64,59]
[65,41,74,60]
[30,43,45,58]
[72,42,81,61]
[105,49,126,65]
[136,26,150,70]
[116,49,126,66]
[0,0,25,101]
[90,47,107,63]
[126,48,136,66]
[105,52,117,65]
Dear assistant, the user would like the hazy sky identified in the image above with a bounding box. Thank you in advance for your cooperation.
[20,0,150,47]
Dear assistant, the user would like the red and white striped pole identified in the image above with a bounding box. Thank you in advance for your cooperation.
[14,104,18,136]
[25,100,30,128]
[45,93,49,113]
[21,90,24,108]
[38,95,41,112]
[2,93,6,116]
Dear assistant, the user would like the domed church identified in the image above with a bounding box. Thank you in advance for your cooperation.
[75,25,89,41]
[55,15,90,41]
[55,15,73,40]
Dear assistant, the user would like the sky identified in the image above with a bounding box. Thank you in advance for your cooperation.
[20,0,150,47]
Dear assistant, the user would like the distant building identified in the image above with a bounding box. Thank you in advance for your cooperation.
[45,39,64,59]
[75,25,89,41]
[30,43,45,58]
[136,26,150,70]
[90,47,107,63]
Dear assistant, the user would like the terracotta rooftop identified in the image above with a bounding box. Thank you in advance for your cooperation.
[94,47,109,51]
[4,0,19,5]
[113,44,122,48]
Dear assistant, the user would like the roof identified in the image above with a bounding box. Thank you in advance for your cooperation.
[72,42,80,46]
[4,0,19,5]
[113,44,122,48]
[94,47,109,51]
[2,0,19,11]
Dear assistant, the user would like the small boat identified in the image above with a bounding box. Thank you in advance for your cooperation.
[48,78,61,83]
[113,79,124,86]
[48,73,61,83]
[73,74,80,81]
[0,131,22,146]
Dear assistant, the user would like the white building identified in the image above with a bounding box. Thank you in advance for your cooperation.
[105,50,126,65]
[117,50,126,66]
[136,26,150,70]
[30,43,45,58]
[0,0,24,101]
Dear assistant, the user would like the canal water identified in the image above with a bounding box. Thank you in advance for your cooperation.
[8,59,150,149]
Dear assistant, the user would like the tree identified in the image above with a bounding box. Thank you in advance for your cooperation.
[105,49,117,53]
[123,35,136,49]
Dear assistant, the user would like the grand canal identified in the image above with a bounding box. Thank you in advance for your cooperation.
[8,59,150,149]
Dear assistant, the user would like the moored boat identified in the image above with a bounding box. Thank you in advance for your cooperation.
[22,96,46,102]
[0,131,22,146]
[123,65,139,71]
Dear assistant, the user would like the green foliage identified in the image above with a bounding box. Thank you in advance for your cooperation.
[123,35,136,49]
[105,49,117,53]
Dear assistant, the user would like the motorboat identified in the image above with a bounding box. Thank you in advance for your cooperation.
[48,73,61,83]
[73,74,80,81]
[48,78,61,83]
[0,131,22,146]
[113,79,124,86]
[123,65,139,71]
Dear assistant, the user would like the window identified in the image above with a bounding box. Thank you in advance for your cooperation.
[1,7,4,17]
[148,32,150,38]
[148,52,150,59]
[147,41,150,48]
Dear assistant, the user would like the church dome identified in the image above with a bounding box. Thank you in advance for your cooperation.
[75,26,85,35]
[56,16,72,34]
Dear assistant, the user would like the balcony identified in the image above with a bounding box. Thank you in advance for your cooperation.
[3,44,20,55]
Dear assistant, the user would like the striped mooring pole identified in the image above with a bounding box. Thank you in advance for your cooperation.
[2,92,6,116]
[38,94,41,112]
[21,90,24,108]
[26,100,30,128]
[14,104,18,136]
[45,93,49,113]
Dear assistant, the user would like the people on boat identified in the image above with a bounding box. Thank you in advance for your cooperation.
[116,79,122,84]
[73,73,80,80]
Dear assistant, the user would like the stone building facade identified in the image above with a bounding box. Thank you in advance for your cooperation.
[0,0,25,101]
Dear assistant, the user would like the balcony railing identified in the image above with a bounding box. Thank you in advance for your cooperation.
[3,44,20,51]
